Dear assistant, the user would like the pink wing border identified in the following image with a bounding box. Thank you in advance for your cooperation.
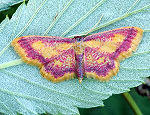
[84,27,143,81]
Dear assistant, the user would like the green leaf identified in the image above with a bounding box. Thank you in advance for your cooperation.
[0,0,150,114]
[0,0,24,11]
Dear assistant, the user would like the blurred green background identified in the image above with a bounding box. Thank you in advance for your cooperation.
[79,88,150,115]
[0,2,150,115]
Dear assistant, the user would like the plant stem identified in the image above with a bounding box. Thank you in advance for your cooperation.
[122,92,142,115]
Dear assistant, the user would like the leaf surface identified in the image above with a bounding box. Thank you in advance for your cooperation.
[0,0,150,114]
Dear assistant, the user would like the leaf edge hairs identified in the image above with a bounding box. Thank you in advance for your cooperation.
[11,27,143,83]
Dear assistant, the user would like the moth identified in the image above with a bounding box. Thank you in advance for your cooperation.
[11,27,143,83]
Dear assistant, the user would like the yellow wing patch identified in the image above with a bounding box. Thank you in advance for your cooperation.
[31,41,73,58]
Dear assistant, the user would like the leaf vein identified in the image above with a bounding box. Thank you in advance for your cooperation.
[14,96,38,114]
[2,70,99,105]
[61,0,106,37]
[43,0,74,35]
[0,98,15,115]
[0,88,78,114]
[15,0,48,38]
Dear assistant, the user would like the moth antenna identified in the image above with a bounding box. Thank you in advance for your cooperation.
[86,14,104,35]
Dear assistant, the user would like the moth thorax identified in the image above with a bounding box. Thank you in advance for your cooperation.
[74,42,84,54]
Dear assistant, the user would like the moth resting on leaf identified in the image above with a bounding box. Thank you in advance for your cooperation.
[11,27,143,83]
